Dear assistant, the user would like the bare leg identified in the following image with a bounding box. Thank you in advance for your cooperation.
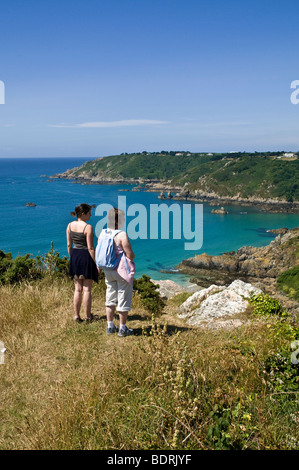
[83,279,93,319]
[106,305,119,333]
[74,279,83,319]
[106,305,116,322]
[118,311,128,328]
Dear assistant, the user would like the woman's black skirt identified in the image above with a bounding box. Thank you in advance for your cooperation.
[69,248,98,283]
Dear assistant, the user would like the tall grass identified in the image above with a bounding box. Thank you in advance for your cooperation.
[0,278,298,450]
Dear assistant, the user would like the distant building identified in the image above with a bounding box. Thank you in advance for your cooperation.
[283,152,295,157]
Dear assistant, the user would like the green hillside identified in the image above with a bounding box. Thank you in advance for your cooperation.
[59,151,299,202]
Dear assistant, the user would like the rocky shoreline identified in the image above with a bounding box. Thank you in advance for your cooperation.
[49,173,299,214]
[176,227,299,316]
[147,182,299,213]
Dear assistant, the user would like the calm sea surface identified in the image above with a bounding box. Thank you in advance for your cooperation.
[0,157,298,286]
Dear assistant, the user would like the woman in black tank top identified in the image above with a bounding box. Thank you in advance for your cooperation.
[66,203,98,322]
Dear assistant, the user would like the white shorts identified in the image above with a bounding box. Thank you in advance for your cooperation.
[104,269,133,312]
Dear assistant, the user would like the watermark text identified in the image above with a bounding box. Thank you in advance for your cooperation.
[95,196,203,251]
[0,81,5,104]
[290,80,299,104]
[291,340,299,365]
[0,341,6,364]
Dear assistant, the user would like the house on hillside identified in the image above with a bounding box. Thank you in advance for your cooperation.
[283,153,295,158]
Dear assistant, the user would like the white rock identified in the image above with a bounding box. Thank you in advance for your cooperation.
[178,279,262,330]
[226,279,262,298]
[179,284,225,317]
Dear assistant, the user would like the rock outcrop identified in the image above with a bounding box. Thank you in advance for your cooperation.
[178,228,299,286]
[211,207,229,214]
[178,279,262,330]
[178,227,299,317]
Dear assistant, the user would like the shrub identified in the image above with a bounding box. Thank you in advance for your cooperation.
[249,293,287,317]
[263,347,299,393]
[250,293,299,397]
[133,275,166,316]
[0,243,69,285]
[0,252,42,285]
[36,242,69,277]
[277,265,299,301]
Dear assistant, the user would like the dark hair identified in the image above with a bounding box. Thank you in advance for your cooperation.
[70,203,95,218]
[107,208,125,229]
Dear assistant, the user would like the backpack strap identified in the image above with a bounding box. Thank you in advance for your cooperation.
[106,229,122,238]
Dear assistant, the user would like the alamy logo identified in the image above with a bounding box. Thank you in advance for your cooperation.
[0,81,5,104]
[0,341,6,364]
[94,196,203,250]
[291,340,299,365]
[290,80,299,105]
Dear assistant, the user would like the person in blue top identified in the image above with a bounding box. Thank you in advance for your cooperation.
[66,203,98,322]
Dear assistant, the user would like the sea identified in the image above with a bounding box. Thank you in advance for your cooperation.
[0,157,298,287]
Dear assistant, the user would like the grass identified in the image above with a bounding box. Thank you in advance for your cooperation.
[0,277,298,450]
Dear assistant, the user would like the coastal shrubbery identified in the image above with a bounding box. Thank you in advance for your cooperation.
[0,245,165,316]
[249,293,287,317]
[277,265,299,301]
[36,241,69,277]
[133,275,166,316]
[250,293,299,395]
[0,243,69,285]
[0,250,42,284]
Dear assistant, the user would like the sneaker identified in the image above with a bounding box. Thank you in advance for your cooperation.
[107,325,119,335]
[118,326,134,337]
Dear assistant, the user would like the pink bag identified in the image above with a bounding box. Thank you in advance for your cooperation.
[116,253,135,285]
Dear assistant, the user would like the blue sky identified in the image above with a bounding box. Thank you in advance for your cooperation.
[1,0,299,158]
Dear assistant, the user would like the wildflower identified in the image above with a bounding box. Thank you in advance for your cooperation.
[242,413,251,421]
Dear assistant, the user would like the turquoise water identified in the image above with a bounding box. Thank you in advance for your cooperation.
[0,157,298,286]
